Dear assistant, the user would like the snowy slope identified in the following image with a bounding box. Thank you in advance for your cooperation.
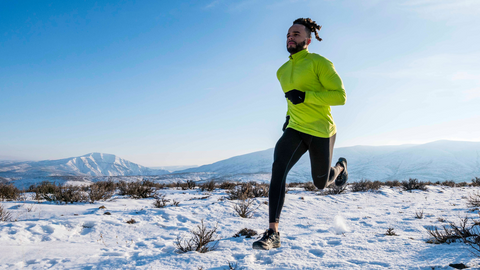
[179,140,480,182]
[0,153,169,177]
[1,185,480,269]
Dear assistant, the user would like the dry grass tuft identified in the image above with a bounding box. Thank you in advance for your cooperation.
[303,182,317,191]
[415,210,424,219]
[200,180,216,192]
[118,180,156,199]
[350,180,382,192]
[174,219,219,253]
[218,181,237,190]
[0,203,14,222]
[384,180,401,188]
[402,178,427,192]
[152,194,170,208]
[385,228,397,236]
[88,180,116,203]
[233,228,258,238]
[233,198,259,218]
[472,177,480,187]
[467,192,480,208]
[319,185,347,195]
[126,218,136,224]
[227,182,269,200]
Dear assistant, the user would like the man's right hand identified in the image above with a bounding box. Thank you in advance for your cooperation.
[285,89,305,104]
[282,116,290,131]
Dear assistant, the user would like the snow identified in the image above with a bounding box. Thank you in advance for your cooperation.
[1,184,480,269]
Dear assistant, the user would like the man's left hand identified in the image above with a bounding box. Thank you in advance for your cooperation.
[285,90,305,105]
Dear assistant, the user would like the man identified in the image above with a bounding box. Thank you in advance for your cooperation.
[252,18,348,250]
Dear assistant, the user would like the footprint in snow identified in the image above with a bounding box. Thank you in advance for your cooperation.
[42,225,55,234]
[359,221,373,227]
[309,249,325,257]
[327,239,342,246]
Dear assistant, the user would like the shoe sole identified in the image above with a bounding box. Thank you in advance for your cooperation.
[335,157,348,187]
[252,243,281,250]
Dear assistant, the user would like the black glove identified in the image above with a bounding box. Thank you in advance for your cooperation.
[285,89,305,105]
[282,115,290,132]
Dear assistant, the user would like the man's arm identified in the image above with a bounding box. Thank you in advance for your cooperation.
[305,59,346,106]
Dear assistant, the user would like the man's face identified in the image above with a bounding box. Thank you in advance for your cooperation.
[286,24,310,55]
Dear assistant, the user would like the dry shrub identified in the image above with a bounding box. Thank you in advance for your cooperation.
[88,180,116,203]
[227,182,268,200]
[0,203,13,222]
[118,180,156,199]
[288,182,303,188]
[303,182,317,191]
[384,180,401,188]
[186,180,196,189]
[402,178,427,192]
[0,183,21,201]
[226,261,238,270]
[29,181,59,201]
[441,180,456,187]
[178,180,196,190]
[126,218,136,224]
[233,198,258,218]
[467,192,480,208]
[457,182,468,187]
[385,228,397,236]
[472,177,480,187]
[415,210,424,219]
[153,194,170,208]
[200,180,216,192]
[350,180,382,192]
[219,181,237,190]
[319,185,347,195]
[175,219,219,253]
[189,195,210,201]
[165,182,177,188]
[426,217,477,244]
[43,184,88,204]
[233,228,258,238]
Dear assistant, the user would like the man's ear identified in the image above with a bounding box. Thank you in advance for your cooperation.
[307,38,311,45]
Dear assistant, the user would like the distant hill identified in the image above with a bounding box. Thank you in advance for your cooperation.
[0,153,169,178]
[178,140,480,182]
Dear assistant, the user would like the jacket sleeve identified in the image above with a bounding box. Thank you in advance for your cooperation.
[305,58,346,106]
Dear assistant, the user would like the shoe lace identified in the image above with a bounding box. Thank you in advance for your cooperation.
[258,230,274,241]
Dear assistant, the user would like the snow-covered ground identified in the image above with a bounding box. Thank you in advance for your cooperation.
[1,185,480,269]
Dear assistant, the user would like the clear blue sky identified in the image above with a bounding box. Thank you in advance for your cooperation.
[1,0,479,166]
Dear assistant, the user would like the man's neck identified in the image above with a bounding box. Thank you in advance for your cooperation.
[290,47,308,57]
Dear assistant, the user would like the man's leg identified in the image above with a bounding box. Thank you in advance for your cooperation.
[307,133,343,189]
[269,128,308,229]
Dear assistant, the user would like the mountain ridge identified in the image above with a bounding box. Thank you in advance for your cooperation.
[177,140,480,182]
[0,152,169,178]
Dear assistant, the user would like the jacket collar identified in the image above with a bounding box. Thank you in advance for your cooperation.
[289,49,309,61]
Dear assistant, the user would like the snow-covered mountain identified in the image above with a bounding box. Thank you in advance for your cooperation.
[0,153,169,177]
[179,140,480,182]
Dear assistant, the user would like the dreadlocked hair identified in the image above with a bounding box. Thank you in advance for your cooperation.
[293,18,322,42]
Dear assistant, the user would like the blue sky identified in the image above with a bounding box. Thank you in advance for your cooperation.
[1,0,479,166]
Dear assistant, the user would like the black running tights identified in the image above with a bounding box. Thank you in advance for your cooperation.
[269,128,340,223]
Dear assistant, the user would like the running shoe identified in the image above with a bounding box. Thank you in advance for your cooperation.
[252,229,281,250]
[335,157,348,187]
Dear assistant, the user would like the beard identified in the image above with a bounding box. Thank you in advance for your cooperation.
[287,40,306,54]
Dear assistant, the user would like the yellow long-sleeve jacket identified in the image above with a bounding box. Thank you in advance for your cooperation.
[277,49,346,138]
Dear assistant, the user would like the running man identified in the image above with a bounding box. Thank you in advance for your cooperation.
[253,18,348,250]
